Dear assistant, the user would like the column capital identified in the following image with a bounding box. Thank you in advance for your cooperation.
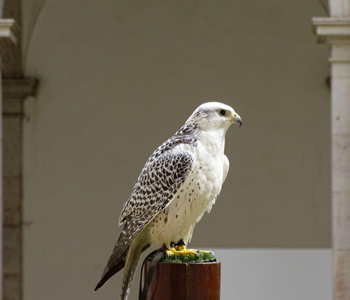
[312,17,350,43]
[2,78,38,100]
[0,19,19,45]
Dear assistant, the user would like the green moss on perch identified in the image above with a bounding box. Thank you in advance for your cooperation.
[147,251,217,263]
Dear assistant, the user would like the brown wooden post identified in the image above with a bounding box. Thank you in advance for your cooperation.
[143,261,221,300]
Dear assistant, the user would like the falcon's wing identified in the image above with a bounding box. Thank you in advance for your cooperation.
[120,148,195,225]
[95,146,195,291]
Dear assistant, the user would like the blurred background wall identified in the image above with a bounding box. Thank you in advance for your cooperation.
[3,0,331,299]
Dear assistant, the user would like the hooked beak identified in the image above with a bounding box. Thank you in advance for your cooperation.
[230,113,242,127]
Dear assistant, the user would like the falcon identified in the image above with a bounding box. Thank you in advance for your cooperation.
[95,102,242,299]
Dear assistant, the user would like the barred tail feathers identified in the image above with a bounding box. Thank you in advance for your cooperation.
[95,219,142,291]
[120,237,143,300]
[94,246,129,291]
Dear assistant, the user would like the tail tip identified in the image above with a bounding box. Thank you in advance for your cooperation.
[94,282,102,292]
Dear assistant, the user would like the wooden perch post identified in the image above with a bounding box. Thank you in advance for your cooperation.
[143,260,221,300]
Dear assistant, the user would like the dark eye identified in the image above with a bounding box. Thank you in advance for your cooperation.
[219,109,226,116]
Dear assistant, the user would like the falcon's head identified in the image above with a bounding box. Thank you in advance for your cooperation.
[186,102,242,132]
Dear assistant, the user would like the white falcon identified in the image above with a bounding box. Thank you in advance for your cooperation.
[95,102,242,299]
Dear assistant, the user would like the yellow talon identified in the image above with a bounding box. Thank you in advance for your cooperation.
[166,245,199,256]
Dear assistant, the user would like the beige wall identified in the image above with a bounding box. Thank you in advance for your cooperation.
[22,0,330,299]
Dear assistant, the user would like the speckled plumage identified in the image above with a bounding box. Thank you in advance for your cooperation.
[95,102,242,300]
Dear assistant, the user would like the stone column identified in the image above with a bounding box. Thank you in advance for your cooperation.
[0,18,19,300]
[313,5,350,299]
[2,78,37,300]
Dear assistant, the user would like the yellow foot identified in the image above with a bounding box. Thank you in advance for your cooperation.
[166,245,199,256]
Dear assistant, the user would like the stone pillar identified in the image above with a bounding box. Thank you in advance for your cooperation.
[0,2,38,300]
[2,78,37,300]
[313,6,350,299]
[0,18,19,300]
